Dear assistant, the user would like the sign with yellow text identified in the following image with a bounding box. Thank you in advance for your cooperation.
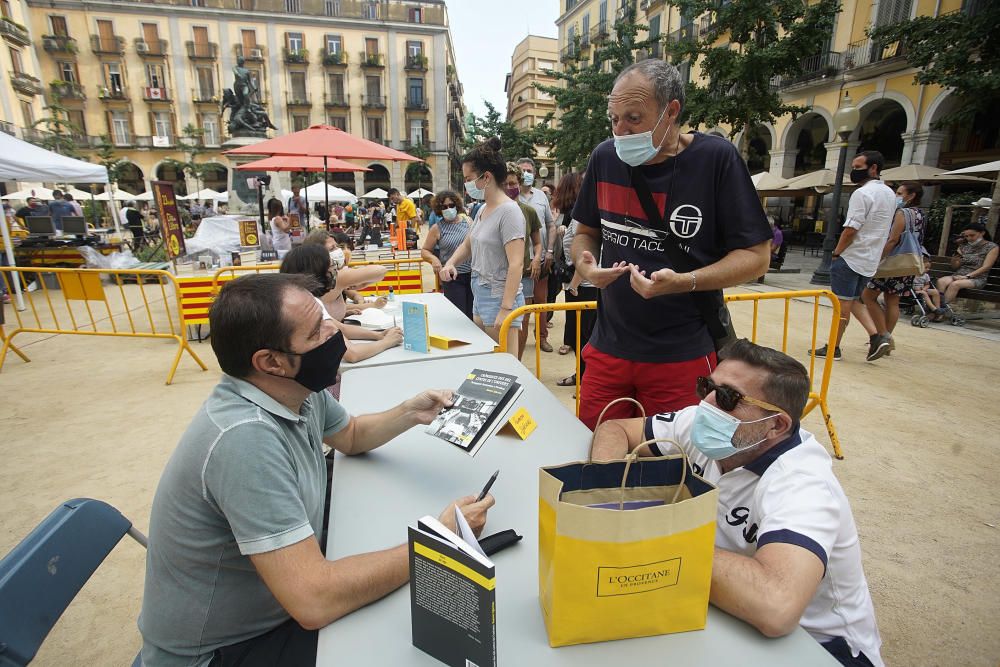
[239,219,259,246]
[152,181,185,259]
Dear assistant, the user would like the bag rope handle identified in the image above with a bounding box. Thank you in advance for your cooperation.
[614,437,690,510]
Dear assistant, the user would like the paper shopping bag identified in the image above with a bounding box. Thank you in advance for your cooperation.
[538,445,718,647]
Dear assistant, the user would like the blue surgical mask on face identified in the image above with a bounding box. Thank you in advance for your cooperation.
[442,206,458,221]
[613,105,670,167]
[690,401,778,460]
[464,174,486,201]
[522,171,535,186]
[895,196,905,208]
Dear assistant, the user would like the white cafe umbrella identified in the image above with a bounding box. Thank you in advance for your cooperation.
[941,160,1000,176]
[94,189,136,201]
[407,188,433,199]
[361,188,388,199]
[1,186,55,201]
[302,181,357,203]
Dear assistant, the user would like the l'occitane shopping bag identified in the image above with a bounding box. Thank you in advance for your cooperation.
[538,443,718,647]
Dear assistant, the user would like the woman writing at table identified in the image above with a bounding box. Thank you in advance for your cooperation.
[440,137,526,354]
[421,189,473,319]
[280,246,402,370]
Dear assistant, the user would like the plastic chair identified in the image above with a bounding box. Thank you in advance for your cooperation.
[0,498,147,667]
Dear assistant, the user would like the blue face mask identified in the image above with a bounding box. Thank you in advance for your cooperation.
[613,105,669,167]
[464,174,486,201]
[522,171,535,187]
[690,401,778,461]
[895,196,905,209]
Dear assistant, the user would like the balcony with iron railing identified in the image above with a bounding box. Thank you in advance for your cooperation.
[772,51,842,89]
[235,44,266,61]
[0,120,16,136]
[324,92,350,107]
[0,18,30,46]
[50,80,86,100]
[283,47,309,64]
[97,84,128,101]
[560,43,578,63]
[591,20,610,43]
[405,96,428,111]
[186,41,218,60]
[42,34,78,54]
[10,71,43,96]
[321,48,348,66]
[134,135,175,149]
[192,87,219,104]
[843,37,906,71]
[91,35,125,55]
[286,91,312,106]
[404,54,428,71]
[135,38,168,56]
[362,94,386,108]
[637,42,663,60]
[142,86,172,102]
[360,52,384,68]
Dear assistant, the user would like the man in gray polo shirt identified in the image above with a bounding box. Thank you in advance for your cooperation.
[139,273,494,666]
[517,157,557,352]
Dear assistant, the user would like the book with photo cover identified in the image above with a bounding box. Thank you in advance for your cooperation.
[425,369,522,456]
[408,509,497,667]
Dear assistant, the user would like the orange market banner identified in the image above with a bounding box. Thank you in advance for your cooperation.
[152,181,186,259]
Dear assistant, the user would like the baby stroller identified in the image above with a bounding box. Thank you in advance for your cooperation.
[902,286,933,328]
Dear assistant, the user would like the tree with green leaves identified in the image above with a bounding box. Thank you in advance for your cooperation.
[663,0,840,158]
[32,99,84,158]
[404,142,432,190]
[163,124,212,194]
[533,5,657,171]
[871,2,999,128]
[463,100,536,162]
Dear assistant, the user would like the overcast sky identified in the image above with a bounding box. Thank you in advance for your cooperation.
[448,2,560,119]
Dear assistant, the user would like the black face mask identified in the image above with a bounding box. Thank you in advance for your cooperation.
[278,331,347,393]
[849,168,871,184]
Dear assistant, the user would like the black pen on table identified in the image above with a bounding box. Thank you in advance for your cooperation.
[476,469,500,502]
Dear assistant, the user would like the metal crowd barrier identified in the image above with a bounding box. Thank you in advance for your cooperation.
[497,289,844,459]
[0,267,208,385]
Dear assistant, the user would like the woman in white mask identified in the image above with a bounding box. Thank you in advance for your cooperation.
[421,189,474,319]
[440,137,526,354]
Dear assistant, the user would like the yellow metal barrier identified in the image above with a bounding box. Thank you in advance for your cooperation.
[209,257,439,296]
[498,289,843,459]
[0,266,208,385]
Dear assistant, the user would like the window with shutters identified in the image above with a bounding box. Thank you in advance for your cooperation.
[599,0,607,22]
[153,112,172,141]
[327,72,345,98]
[292,113,310,131]
[20,100,33,127]
[874,0,912,26]
[409,118,426,145]
[104,62,125,93]
[241,30,256,51]
[326,34,342,54]
[50,15,68,36]
[146,63,166,89]
[365,116,383,142]
[290,71,307,99]
[59,61,78,83]
[201,113,220,146]
[1,0,11,19]
[407,41,423,58]
[363,1,380,19]
[324,0,340,16]
[365,75,381,98]
[327,115,347,131]
[285,0,301,12]
[365,38,378,57]
[8,47,22,74]
[197,66,215,98]
[111,111,130,145]
[67,109,85,135]
[409,7,422,22]
[408,78,424,106]
[286,32,304,53]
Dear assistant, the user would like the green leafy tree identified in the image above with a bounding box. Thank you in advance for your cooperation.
[462,100,536,162]
[404,143,432,190]
[664,0,840,158]
[32,99,84,158]
[533,5,657,171]
[163,124,212,194]
[871,3,999,128]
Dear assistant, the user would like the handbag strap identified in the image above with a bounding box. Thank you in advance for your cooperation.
[617,438,690,509]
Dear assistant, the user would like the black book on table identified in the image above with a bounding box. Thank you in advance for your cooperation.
[408,511,497,667]
[425,368,522,457]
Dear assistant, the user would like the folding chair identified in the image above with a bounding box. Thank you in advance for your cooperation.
[0,498,147,667]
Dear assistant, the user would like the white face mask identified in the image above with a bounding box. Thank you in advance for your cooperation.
[522,171,535,187]
[613,105,670,167]
[442,206,458,221]
[329,248,346,269]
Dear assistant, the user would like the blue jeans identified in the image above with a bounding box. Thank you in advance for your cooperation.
[830,257,867,300]
[472,280,524,329]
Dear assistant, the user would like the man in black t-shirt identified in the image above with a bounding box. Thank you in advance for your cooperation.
[570,60,772,430]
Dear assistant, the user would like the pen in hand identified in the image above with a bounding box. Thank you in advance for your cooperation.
[476,469,500,502]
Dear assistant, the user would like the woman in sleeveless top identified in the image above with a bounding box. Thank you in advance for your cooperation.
[421,190,474,319]
[864,181,925,344]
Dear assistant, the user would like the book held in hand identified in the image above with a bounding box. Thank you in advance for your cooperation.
[408,509,496,667]
[426,369,522,456]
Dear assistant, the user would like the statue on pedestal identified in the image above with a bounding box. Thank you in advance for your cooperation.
[222,57,276,137]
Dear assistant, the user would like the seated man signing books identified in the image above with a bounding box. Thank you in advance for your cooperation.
[138,273,494,667]
[590,340,883,667]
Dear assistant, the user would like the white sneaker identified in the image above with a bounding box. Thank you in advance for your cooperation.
[26,281,38,292]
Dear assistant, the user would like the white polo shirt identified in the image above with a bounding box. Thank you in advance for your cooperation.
[841,178,895,277]
[645,407,884,666]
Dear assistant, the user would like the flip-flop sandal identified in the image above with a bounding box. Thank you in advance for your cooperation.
[557,345,572,355]
[556,375,576,386]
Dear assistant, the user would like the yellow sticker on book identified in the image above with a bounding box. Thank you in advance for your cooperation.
[507,407,537,440]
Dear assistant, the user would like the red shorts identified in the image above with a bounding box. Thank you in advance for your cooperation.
[578,344,717,430]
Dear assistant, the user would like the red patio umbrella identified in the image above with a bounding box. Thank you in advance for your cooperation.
[225,124,418,215]
[235,155,371,173]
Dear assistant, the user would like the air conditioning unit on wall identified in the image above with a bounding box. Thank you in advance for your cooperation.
[250,47,263,59]
[136,41,149,53]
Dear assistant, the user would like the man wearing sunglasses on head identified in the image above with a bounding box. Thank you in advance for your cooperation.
[591,339,883,667]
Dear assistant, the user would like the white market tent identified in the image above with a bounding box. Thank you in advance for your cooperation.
[93,189,138,201]
[361,188,388,199]
[0,131,109,311]
[1,186,55,201]
[179,188,227,202]
[0,132,107,183]
[407,188,433,199]
[302,182,357,203]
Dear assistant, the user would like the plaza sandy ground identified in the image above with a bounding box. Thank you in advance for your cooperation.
[1,249,998,666]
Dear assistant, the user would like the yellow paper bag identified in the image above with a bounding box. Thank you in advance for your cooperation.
[538,446,718,647]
